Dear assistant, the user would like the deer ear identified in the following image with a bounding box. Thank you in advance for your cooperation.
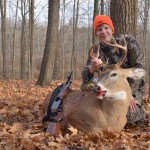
[126,68,146,80]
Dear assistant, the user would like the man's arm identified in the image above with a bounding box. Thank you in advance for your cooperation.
[81,56,94,83]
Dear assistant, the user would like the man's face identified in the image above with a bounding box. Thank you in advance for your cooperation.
[96,24,113,43]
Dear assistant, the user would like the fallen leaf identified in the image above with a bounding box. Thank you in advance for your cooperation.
[68,126,78,135]
[8,123,23,133]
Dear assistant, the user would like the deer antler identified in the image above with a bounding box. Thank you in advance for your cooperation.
[103,35,127,66]
[89,44,100,59]
[89,44,108,68]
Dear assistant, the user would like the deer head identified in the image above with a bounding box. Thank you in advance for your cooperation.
[93,65,145,100]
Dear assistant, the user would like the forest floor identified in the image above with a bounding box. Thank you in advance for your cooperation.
[0,80,150,150]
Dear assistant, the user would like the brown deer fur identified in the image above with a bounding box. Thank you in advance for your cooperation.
[42,65,145,133]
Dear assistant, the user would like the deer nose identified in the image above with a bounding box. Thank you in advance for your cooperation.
[96,86,101,91]
[96,85,107,93]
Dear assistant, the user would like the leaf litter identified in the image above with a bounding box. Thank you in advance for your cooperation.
[0,80,149,150]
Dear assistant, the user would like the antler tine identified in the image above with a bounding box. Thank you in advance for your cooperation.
[89,44,100,59]
[103,35,127,66]
[89,45,108,70]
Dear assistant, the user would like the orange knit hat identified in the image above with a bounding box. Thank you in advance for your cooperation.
[93,15,115,35]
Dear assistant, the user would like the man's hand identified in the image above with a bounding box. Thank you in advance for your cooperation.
[89,58,103,74]
[129,96,137,112]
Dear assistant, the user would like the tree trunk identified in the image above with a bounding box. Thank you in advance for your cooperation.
[92,0,99,45]
[149,68,150,99]
[105,0,110,16]
[87,0,91,51]
[0,0,7,78]
[37,0,60,86]
[62,0,66,79]
[71,0,79,79]
[53,0,65,80]
[12,0,19,79]
[100,0,104,15]
[29,0,35,79]
[52,34,60,80]
[21,0,27,79]
[143,0,150,75]
[110,0,138,37]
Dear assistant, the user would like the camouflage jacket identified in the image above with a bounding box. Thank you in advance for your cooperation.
[81,34,145,106]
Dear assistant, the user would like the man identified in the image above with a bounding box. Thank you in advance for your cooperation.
[81,15,146,125]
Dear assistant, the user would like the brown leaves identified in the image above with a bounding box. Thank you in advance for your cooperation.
[0,80,150,150]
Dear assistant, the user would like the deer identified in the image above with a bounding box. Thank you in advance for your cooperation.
[42,36,146,134]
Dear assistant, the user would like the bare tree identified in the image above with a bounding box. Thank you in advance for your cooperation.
[0,0,7,78]
[20,0,27,79]
[12,0,19,78]
[92,0,99,44]
[105,0,111,16]
[87,0,92,51]
[142,0,150,70]
[29,0,35,79]
[62,0,66,79]
[100,0,104,15]
[53,0,66,80]
[71,0,79,79]
[37,0,60,85]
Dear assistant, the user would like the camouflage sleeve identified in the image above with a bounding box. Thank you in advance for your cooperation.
[126,35,144,69]
[81,57,94,83]
[125,35,145,105]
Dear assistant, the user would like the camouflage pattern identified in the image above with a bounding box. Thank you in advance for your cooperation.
[81,34,146,124]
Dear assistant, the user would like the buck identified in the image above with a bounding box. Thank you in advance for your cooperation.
[42,36,145,134]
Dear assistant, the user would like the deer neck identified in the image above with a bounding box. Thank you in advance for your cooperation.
[100,97,129,116]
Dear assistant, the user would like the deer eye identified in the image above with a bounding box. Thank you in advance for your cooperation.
[111,73,117,77]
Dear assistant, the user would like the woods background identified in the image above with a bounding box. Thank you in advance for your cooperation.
[0,0,149,86]
[0,1,150,149]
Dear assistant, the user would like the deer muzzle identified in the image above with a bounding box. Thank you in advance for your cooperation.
[96,86,107,99]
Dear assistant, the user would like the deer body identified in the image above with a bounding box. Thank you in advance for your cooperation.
[42,65,145,133]
[62,65,136,133]
[63,92,128,133]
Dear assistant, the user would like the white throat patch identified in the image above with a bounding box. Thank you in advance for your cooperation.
[106,91,127,101]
